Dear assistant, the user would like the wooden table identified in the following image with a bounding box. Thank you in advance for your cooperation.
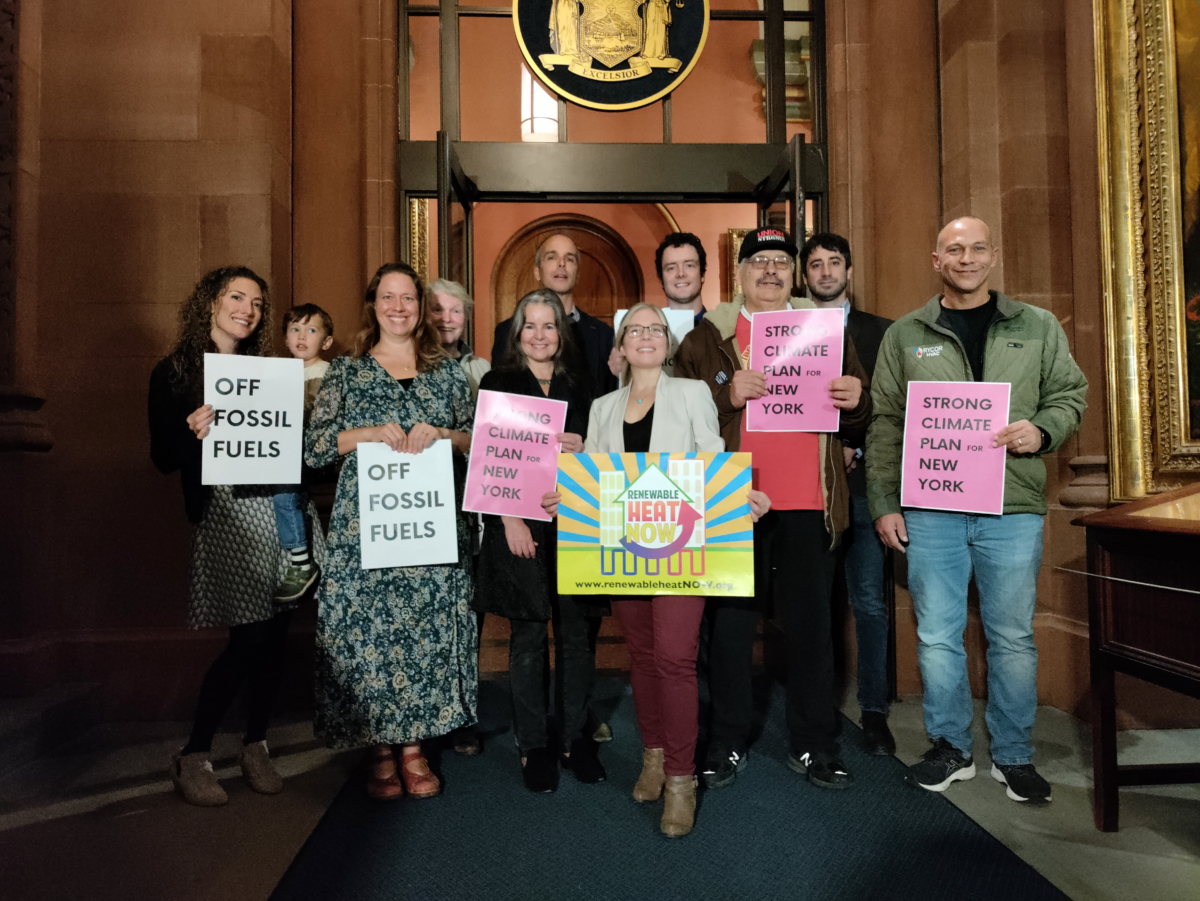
[1074,484,1200,831]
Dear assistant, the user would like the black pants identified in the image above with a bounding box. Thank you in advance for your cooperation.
[183,611,292,754]
[706,509,839,755]
[508,595,596,754]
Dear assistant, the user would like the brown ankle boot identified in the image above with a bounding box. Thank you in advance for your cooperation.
[661,774,697,837]
[632,748,665,802]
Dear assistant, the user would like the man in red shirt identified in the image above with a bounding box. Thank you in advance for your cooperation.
[675,228,872,790]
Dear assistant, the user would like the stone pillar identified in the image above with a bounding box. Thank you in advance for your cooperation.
[0,0,51,453]
[293,0,365,347]
[293,0,399,351]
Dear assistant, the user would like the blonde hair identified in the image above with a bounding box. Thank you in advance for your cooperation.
[614,302,676,386]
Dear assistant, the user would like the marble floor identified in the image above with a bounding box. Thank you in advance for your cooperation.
[0,687,1197,901]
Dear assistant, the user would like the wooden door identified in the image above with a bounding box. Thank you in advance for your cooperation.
[489,214,645,329]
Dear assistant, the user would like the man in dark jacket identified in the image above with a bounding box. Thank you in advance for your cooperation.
[800,232,896,758]
[675,227,872,791]
[493,232,618,395]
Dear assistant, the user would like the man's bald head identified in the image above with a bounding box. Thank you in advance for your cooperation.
[932,216,999,305]
[936,217,993,253]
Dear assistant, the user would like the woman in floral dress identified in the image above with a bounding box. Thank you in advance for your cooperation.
[305,262,476,800]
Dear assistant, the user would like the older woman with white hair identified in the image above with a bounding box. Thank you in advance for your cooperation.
[430,278,490,398]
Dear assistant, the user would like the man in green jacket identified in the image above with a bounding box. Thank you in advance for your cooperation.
[866,217,1087,804]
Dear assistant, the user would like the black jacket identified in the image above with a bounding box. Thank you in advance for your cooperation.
[148,355,209,523]
[472,365,604,622]
[846,307,893,497]
[493,306,618,397]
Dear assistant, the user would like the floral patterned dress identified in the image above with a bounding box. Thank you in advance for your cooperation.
[305,353,477,748]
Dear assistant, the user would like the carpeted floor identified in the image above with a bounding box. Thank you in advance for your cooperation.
[271,678,1068,901]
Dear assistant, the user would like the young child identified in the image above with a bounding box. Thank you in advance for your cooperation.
[273,304,334,603]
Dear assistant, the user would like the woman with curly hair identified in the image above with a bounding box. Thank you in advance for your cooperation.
[148,266,324,807]
[305,262,477,801]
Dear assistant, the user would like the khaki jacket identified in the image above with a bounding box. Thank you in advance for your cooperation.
[674,295,872,547]
[585,371,724,454]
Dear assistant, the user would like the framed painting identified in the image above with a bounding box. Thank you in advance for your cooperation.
[1096,0,1200,498]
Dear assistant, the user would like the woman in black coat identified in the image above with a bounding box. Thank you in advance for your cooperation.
[148,266,323,807]
[474,289,602,793]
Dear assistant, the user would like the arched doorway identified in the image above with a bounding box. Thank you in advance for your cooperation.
[488,214,645,330]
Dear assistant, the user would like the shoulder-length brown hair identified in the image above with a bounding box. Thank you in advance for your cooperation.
[502,289,586,387]
[169,266,273,405]
[352,262,445,371]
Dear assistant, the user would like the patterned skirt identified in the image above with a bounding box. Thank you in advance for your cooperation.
[187,485,327,629]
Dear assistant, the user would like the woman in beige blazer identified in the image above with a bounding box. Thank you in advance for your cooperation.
[548,303,768,838]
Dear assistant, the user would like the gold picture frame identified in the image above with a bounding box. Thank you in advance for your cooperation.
[1096,0,1200,499]
[727,228,751,299]
[408,197,430,287]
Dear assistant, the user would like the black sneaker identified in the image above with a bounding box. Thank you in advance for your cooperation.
[787,749,853,789]
[906,737,976,792]
[521,747,557,793]
[991,762,1052,803]
[561,737,606,784]
[860,711,896,757]
[701,744,747,789]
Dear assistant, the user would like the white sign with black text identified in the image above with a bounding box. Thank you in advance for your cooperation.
[202,354,304,486]
[356,440,460,570]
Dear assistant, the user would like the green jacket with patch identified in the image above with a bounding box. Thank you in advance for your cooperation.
[866,291,1088,519]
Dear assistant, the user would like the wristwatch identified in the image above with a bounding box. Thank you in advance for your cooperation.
[1035,426,1052,453]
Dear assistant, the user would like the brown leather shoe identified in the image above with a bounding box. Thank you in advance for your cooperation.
[367,746,404,801]
[632,748,665,802]
[399,747,441,798]
[661,774,697,838]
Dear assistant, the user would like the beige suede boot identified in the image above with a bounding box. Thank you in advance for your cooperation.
[632,748,665,802]
[171,752,228,807]
[240,740,284,794]
[660,774,697,837]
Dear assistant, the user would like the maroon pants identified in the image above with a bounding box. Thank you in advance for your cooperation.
[612,595,705,777]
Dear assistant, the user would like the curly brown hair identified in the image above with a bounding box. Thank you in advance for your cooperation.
[169,266,273,405]
[352,262,445,371]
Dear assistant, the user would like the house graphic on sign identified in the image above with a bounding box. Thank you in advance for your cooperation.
[607,464,706,559]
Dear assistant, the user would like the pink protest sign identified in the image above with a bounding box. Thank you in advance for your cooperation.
[464,390,568,522]
[745,308,844,432]
[900,381,1011,515]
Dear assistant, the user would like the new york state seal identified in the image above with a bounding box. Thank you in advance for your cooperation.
[514,0,710,110]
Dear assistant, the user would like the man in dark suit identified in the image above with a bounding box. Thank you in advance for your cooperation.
[800,232,896,757]
[492,232,618,396]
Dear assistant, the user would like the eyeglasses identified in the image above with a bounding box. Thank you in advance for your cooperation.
[747,255,794,271]
[626,324,668,339]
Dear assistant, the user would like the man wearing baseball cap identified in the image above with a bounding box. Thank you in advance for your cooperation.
[675,228,872,790]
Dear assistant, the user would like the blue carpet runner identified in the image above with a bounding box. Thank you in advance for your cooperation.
[272,678,1068,901]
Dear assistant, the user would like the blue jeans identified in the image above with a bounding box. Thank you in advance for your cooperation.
[271,491,308,551]
[904,510,1044,766]
[844,494,889,714]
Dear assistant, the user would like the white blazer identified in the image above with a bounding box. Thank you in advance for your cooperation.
[585,371,725,453]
